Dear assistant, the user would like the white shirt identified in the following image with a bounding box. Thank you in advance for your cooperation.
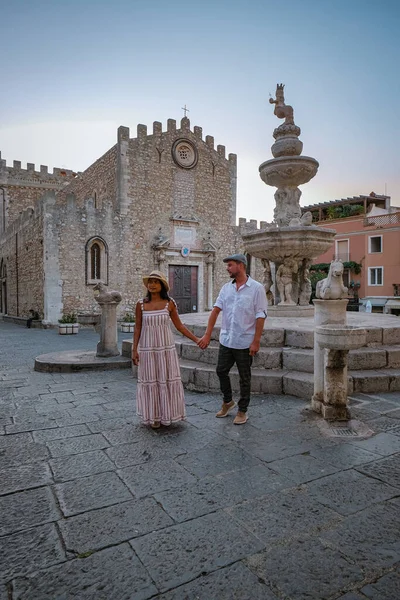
[214,276,268,349]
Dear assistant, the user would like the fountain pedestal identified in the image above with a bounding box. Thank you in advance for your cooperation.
[312,300,366,420]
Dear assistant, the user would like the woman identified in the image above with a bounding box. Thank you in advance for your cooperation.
[132,270,200,428]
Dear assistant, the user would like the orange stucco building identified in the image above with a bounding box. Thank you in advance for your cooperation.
[302,193,400,312]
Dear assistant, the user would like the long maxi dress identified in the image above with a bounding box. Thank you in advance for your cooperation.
[136,300,186,425]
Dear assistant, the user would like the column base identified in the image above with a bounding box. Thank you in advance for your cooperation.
[312,397,350,421]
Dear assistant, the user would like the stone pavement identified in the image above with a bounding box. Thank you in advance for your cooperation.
[0,321,399,599]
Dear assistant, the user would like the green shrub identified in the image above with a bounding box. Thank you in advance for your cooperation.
[58,313,77,324]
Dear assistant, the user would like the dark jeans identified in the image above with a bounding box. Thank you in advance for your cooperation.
[216,344,253,413]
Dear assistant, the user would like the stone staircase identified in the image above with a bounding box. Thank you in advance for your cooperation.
[122,321,400,399]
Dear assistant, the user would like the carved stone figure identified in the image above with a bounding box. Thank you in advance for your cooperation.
[269,84,294,125]
[315,260,348,300]
[276,259,298,305]
[261,259,274,305]
[299,260,312,305]
[93,282,122,304]
[274,186,302,227]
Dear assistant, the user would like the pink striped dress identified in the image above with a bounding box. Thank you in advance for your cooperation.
[136,301,186,425]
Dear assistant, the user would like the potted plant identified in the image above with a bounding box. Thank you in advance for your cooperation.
[121,312,135,333]
[58,313,79,335]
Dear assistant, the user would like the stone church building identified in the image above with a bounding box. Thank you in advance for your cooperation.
[0,116,263,324]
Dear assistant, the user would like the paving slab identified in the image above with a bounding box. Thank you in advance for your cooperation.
[320,502,400,570]
[130,511,265,593]
[0,487,60,536]
[12,544,157,600]
[50,449,116,482]
[32,423,91,442]
[46,432,109,458]
[0,523,65,584]
[246,538,364,600]
[176,438,261,477]
[0,440,49,469]
[228,488,341,545]
[360,570,400,599]
[157,562,279,600]
[0,462,53,495]
[155,464,288,523]
[59,498,173,554]
[355,454,400,488]
[55,471,133,516]
[305,469,398,515]
[346,431,400,456]
[119,458,197,498]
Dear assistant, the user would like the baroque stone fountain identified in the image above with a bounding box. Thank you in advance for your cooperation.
[242,84,336,316]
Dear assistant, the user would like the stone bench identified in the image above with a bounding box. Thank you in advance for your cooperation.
[2,315,43,328]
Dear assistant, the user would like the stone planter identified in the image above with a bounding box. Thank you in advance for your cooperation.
[121,323,135,333]
[58,323,79,335]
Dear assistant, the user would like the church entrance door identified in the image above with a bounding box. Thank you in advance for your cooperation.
[169,265,198,314]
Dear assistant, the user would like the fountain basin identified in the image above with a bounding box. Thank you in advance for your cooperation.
[242,226,335,263]
[259,155,319,188]
[316,325,366,351]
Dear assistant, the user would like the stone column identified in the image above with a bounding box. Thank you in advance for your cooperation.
[322,348,350,420]
[206,254,215,310]
[312,299,348,413]
[95,301,121,357]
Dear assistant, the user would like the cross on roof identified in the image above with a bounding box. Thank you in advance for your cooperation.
[181,104,190,117]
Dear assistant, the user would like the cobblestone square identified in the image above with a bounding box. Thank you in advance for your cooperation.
[0,322,399,598]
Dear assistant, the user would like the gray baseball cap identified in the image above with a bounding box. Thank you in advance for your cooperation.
[223,253,248,266]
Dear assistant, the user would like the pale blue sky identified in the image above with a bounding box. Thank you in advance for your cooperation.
[0,0,399,222]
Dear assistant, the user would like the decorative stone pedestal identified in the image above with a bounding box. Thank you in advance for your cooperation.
[312,299,366,420]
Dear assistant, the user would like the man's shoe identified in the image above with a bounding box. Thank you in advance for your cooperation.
[233,411,248,425]
[216,400,236,418]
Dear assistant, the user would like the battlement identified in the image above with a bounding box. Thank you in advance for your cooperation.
[116,120,236,162]
[0,151,78,185]
[238,218,271,232]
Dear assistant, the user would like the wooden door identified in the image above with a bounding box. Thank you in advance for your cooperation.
[169,265,198,314]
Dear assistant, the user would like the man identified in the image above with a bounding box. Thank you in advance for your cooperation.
[26,309,39,329]
[198,254,267,424]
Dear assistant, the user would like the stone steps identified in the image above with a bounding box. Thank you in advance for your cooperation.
[121,336,400,398]
[179,360,400,399]
[174,339,400,373]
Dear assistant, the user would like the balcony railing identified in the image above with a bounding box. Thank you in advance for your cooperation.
[364,212,400,227]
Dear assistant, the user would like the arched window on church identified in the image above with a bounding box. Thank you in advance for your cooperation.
[93,191,97,209]
[85,237,108,285]
[91,243,101,280]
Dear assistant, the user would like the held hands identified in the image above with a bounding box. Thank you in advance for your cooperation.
[198,334,211,350]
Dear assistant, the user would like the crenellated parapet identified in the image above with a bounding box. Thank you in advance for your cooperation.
[237,217,272,234]
[0,151,77,189]
[113,120,236,166]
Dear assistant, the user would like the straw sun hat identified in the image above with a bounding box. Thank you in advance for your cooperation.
[142,270,170,292]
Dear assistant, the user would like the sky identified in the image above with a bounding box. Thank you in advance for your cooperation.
[0,0,399,223]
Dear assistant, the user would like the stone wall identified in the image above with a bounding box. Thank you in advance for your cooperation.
[0,152,76,228]
[55,147,117,210]
[0,202,44,317]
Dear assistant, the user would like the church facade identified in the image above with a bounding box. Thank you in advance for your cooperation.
[0,117,263,324]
